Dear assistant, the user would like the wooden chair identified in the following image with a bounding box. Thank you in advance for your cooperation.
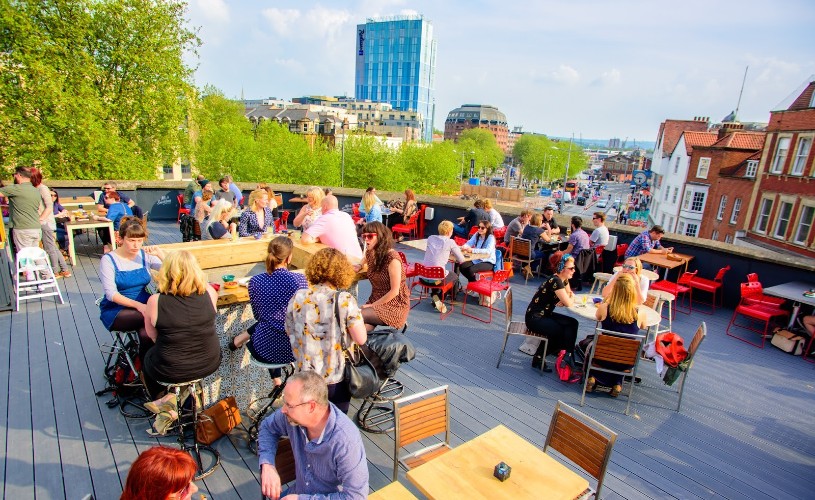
[544,400,617,500]
[496,287,550,374]
[392,385,451,481]
[275,437,297,486]
[581,328,645,415]
[674,322,706,411]
[509,236,540,284]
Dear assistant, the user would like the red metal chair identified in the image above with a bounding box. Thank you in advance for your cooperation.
[279,210,290,231]
[352,203,363,224]
[727,282,790,348]
[689,265,730,314]
[176,193,190,223]
[494,227,509,255]
[744,273,786,308]
[651,270,697,315]
[392,212,420,241]
[461,269,511,324]
[615,243,628,265]
[397,251,419,289]
[409,264,454,320]
[468,226,479,237]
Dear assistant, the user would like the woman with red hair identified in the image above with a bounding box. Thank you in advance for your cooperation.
[121,446,199,499]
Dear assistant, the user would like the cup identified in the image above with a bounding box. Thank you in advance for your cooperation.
[582,295,587,306]
[221,274,235,283]
[593,297,603,304]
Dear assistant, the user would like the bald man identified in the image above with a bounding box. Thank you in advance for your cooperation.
[300,195,363,260]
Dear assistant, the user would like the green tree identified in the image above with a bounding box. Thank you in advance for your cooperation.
[0,0,199,179]
[456,128,504,178]
[514,135,588,185]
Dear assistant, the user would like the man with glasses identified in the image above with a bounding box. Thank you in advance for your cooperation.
[95,181,134,213]
[625,225,673,258]
[589,212,609,248]
[258,371,368,500]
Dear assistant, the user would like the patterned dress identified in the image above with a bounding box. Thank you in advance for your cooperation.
[365,249,410,329]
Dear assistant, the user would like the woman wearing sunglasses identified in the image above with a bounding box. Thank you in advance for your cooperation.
[458,220,496,284]
[525,251,578,371]
[602,256,648,304]
[359,222,409,332]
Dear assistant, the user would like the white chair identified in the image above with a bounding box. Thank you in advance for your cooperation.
[14,247,64,311]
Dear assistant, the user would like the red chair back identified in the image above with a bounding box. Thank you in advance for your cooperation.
[746,272,758,283]
[280,210,290,231]
[491,269,511,283]
[714,265,731,283]
[615,243,628,264]
[453,236,467,246]
[416,263,446,280]
[468,226,479,236]
[493,226,507,241]
[176,193,184,205]
[740,282,764,300]
[677,270,698,285]
[353,203,360,217]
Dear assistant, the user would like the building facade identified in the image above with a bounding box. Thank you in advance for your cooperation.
[354,15,437,142]
[443,104,509,153]
[743,79,815,258]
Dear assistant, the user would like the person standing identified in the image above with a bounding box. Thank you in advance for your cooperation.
[226,175,243,206]
[29,168,71,277]
[0,166,43,253]
[258,371,368,500]
[183,174,205,209]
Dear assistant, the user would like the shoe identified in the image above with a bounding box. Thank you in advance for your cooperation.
[610,384,622,397]
[144,400,175,414]
[432,295,447,314]
[58,270,72,278]
[522,265,533,279]
[586,376,596,393]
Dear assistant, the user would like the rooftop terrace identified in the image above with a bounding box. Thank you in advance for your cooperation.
[2,220,815,499]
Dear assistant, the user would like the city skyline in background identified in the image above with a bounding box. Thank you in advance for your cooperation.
[185,0,814,143]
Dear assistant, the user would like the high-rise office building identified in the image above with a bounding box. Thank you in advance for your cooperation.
[355,15,436,142]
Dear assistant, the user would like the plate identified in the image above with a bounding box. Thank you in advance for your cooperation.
[237,276,251,287]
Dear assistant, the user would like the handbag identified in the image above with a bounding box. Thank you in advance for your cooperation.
[335,293,382,399]
[770,328,806,356]
[195,396,242,445]
[555,350,582,384]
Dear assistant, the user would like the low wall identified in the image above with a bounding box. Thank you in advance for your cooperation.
[40,180,815,308]
[460,183,524,202]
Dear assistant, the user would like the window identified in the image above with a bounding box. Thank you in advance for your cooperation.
[677,221,685,234]
[756,198,772,233]
[685,223,698,237]
[682,191,692,210]
[162,165,173,175]
[773,201,793,238]
[792,137,811,176]
[672,187,679,203]
[771,137,790,173]
[793,205,815,245]
[668,217,674,231]
[691,192,705,212]
[730,198,741,224]
[661,214,666,226]
[725,234,734,244]
[697,157,711,179]
[716,195,727,220]
[674,156,681,174]
[663,186,670,201]
[712,230,719,241]
[745,160,758,178]
[180,163,191,175]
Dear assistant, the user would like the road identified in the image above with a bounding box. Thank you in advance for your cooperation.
[530,181,634,220]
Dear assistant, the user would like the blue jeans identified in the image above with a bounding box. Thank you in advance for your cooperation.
[453,223,469,239]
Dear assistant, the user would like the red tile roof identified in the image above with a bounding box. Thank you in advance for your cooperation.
[682,131,718,154]
[712,131,766,149]
[658,119,708,157]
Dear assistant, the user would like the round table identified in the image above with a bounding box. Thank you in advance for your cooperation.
[613,266,660,282]
[567,294,661,328]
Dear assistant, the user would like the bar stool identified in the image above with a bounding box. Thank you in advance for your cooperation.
[246,358,294,454]
[97,329,151,419]
[356,377,405,434]
[649,289,675,334]
[157,378,221,479]
[589,272,612,295]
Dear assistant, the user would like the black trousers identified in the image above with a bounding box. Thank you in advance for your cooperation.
[525,312,579,357]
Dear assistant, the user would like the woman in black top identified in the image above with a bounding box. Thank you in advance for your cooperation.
[142,250,221,407]
[525,252,578,369]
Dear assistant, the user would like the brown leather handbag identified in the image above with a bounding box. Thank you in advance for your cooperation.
[196,396,242,445]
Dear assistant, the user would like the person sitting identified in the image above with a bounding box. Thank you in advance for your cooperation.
[358,186,383,218]
[141,250,221,417]
[292,186,324,231]
[625,225,673,258]
[229,237,308,385]
[359,222,409,332]
[589,273,647,397]
[421,220,465,313]
[256,183,280,219]
[483,198,505,229]
[193,180,214,224]
[458,220,496,284]
[564,216,590,255]
[96,181,135,213]
[540,205,561,235]
[301,195,363,261]
[520,213,554,278]
[120,446,199,500]
[201,199,236,240]
[504,209,532,244]
[453,199,489,238]
[286,248,367,413]
[387,188,418,233]
[603,256,649,304]
[590,211,610,248]
[238,188,275,236]
[50,189,69,251]
[258,371,369,500]
[213,176,236,206]
[525,252,578,371]
[355,189,382,231]
[98,218,165,357]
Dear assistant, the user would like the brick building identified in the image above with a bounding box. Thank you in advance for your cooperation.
[742,78,815,258]
[444,104,509,153]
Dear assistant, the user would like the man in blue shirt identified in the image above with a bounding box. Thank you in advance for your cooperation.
[625,225,673,258]
[258,371,368,500]
[226,175,243,206]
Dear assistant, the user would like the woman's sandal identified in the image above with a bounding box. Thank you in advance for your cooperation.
[146,409,179,436]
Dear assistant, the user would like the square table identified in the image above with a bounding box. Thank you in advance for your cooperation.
[65,219,116,266]
[59,196,97,209]
[406,425,589,500]
[762,281,815,328]
[637,252,694,280]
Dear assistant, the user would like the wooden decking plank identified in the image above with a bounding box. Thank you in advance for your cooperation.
[0,301,12,499]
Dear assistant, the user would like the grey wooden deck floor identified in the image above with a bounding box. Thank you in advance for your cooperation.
[1,221,814,499]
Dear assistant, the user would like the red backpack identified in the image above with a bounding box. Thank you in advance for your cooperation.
[556,350,583,384]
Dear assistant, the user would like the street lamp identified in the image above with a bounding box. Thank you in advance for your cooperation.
[340,117,349,187]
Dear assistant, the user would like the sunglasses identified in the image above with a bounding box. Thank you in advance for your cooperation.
[478,226,487,230]
[361,233,377,240]
[622,264,636,270]
[564,266,576,270]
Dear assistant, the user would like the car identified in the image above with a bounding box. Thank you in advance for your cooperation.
[576,196,586,206]
[596,199,608,208]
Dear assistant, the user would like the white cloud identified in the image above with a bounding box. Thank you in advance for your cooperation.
[262,8,302,36]
[550,65,580,85]
[194,0,230,23]
[305,7,352,44]
[591,68,621,87]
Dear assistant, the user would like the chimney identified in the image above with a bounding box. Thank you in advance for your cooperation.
[718,122,744,140]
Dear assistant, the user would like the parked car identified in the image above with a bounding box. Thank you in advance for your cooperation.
[596,199,608,208]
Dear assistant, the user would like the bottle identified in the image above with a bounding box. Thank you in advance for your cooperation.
[230,225,238,242]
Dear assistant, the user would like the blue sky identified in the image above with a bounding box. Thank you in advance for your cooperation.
[185,0,815,144]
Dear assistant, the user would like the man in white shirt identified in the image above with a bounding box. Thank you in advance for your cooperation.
[589,211,610,248]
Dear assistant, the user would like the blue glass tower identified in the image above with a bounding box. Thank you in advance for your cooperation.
[355,15,436,142]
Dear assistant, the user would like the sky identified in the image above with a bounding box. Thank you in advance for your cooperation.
[184,0,815,146]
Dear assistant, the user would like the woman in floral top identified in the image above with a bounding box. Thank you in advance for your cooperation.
[286,247,367,413]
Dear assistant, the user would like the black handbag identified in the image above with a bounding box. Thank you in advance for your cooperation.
[334,293,381,399]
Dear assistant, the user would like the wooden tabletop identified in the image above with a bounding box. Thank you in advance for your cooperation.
[368,481,418,500]
[637,252,694,271]
[406,425,589,500]
[60,196,97,208]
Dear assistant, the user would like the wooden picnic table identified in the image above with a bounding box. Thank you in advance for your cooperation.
[637,252,694,280]
[59,196,97,209]
[406,425,589,500]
